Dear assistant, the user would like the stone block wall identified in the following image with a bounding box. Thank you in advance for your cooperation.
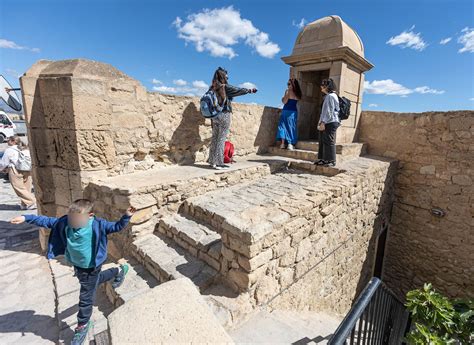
[359,110,474,300]
[239,160,396,314]
[20,59,280,216]
[178,159,396,315]
[83,163,285,255]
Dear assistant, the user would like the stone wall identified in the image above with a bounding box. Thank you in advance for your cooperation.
[20,59,280,216]
[83,161,287,256]
[241,159,396,315]
[178,158,396,315]
[359,110,474,300]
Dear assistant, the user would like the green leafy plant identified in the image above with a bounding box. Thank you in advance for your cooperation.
[405,283,474,344]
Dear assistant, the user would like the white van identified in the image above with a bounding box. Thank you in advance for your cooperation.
[0,110,16,143]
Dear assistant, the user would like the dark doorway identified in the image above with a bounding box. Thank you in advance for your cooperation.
[373,221,389,278]
[297,69,330,140]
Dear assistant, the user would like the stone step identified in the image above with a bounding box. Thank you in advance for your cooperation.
[102,258,159,308]
[268,146,317,161]
[229,310,341,344]
[268,143,367,163]
[336,142,367,156]
[295,140,319,151]
[296,141,367,156]
[50,258,113,344]
[131,233,218,290]
[181,173,302,238]
[156,214,222,271]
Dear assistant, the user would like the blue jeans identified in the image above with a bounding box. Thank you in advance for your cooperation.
[74,265,118,325]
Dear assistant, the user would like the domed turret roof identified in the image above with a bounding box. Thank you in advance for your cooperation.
[292,15,364,57]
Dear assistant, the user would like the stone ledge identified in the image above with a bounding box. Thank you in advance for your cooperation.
[108,278,234,344]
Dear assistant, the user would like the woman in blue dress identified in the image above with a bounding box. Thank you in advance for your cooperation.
[276,78,302,150]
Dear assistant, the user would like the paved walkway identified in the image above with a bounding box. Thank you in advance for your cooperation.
[0,177,58,344]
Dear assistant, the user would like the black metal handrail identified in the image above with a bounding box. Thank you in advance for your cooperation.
[329,277,410,345]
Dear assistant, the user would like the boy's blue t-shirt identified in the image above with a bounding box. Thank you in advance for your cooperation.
[65,217,96,268]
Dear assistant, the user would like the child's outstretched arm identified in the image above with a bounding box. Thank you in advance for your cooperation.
[101,207,136,234]
[10,215,59,229]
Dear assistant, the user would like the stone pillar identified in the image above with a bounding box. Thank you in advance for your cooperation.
[20,59,146,216]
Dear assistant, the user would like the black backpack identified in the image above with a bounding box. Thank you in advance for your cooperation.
[338,96,351,120]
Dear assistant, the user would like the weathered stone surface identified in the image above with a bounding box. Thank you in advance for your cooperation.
[108,278,233,344]
[254,275,280,305]
[130,205,157,224]
[132,234,218,289]
[360,110,474,300]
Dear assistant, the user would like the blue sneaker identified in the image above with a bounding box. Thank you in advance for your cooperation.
[112,264,129,289]
[71,320,92,345]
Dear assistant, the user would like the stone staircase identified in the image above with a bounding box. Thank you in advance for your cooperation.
[131,233,218,289]
[102,258,158,308]
[268,141,367,163]
[81,141,394,339]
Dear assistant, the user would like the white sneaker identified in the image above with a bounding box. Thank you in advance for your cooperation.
[280,142,285,149]
[287,144,295,151]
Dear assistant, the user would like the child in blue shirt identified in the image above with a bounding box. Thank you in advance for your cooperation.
[11,199,136,345]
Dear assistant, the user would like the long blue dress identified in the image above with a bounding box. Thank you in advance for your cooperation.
[276,99,298,145]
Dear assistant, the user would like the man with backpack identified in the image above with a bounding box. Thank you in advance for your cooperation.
[0,135,36,210]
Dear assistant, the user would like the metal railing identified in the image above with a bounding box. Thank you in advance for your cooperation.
[329,277,410,345]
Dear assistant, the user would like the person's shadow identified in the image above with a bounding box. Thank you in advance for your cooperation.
[0,310,68,342]
[168,102,209,164]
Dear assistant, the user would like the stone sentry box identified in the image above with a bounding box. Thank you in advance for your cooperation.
[282,15,373,143]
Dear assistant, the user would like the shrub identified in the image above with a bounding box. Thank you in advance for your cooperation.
[405,283,473,344]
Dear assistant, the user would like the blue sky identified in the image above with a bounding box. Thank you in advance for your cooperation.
[1,0,473,112]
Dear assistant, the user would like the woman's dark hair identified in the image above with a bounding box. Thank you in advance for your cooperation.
[289,78,302,99]
[321,78,337,93]
[212,67,228,102]
[212,67,228,86]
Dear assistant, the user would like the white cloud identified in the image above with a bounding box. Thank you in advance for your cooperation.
[192,80,209,89]
[364,79,444,97]
[413,86,445,95]
[152,79,209,96]
[439,37,452,45]
[292,18,307,29]
[152,79,163,85]
[0,38,39,52]
[238,82,257,89]
[470,97,474,101]
[173,6,280,59]
[458,27,474,53]
[368,104,378,107]
[364,79,412,96]
[386,25,427,51]
[173,79,187,86]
